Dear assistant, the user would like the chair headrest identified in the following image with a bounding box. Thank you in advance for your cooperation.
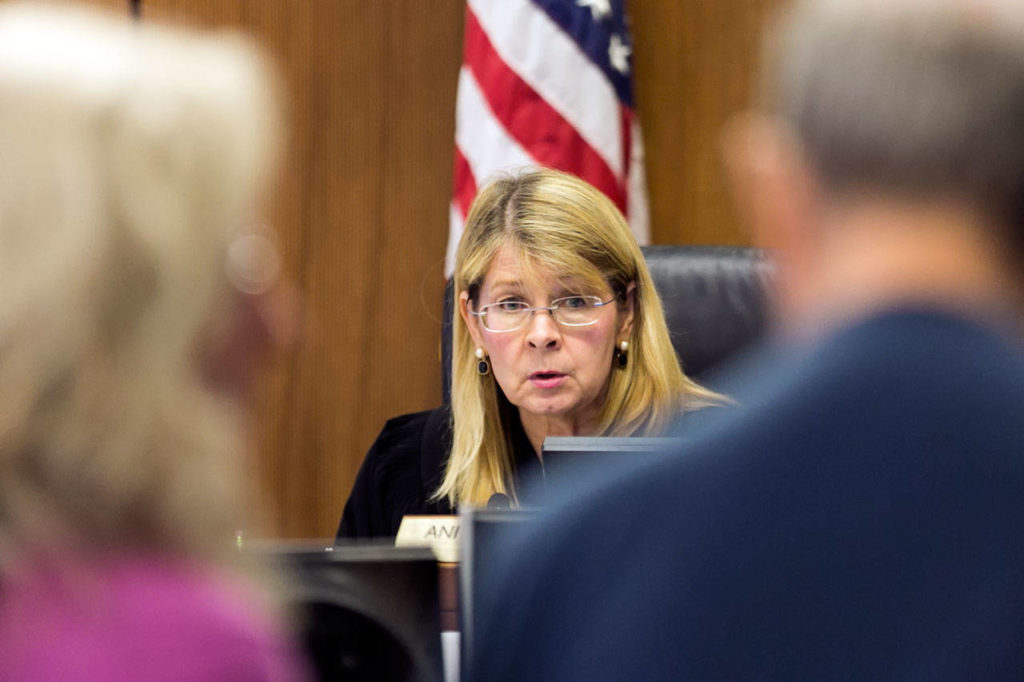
[642,245,773,378]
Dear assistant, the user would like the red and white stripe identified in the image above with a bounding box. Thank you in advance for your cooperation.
[447,0,649,276]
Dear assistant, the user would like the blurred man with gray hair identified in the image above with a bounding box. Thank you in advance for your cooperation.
[471,0,1024,679]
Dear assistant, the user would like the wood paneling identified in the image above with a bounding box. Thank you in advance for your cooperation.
[134,0,780,538]
[142,1,460,538]
[57,0,130,13]
[632,0,783,246]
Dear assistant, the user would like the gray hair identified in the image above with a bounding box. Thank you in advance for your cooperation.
[767,0,1024,251]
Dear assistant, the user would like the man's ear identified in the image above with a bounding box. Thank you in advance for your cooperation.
[721,112,817,253]
[459,290,485,349]
[722,112,821,323]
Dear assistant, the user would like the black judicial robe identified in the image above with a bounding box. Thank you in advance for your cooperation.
[336,405,538,539]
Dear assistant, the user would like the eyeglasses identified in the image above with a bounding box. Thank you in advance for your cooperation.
[469,295,616,332]
[226,225,281,297]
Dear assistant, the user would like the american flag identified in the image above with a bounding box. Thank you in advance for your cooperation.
[447,0,649,276]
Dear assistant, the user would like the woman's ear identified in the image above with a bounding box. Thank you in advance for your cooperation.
[617,282,636,340]
[459,290,485,349]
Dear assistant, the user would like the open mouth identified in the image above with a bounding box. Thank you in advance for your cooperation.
[531,371,564,380]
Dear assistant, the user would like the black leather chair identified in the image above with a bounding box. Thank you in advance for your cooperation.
[441,245,774,402]
[642,245,774,378]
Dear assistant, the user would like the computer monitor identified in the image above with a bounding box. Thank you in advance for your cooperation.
[458,508,534,675]
[261,544,444,682]
[540,436,686,487]
[461,438,685,673]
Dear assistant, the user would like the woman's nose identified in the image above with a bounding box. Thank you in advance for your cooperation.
[525,309,561,349]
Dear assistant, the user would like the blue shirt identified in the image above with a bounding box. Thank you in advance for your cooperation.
[472,308,1024,681]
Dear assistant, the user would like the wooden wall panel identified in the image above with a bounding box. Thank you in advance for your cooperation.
[57,0,129,14]
[632,0,783,246]
[141,0,461,538]
[133,0,781,538]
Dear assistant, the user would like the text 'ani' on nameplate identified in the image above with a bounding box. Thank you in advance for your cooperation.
[394,515,461,563]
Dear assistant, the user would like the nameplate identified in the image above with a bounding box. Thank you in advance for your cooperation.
[394,515,460,563]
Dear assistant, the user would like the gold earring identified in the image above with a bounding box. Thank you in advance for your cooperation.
[475,347,490,376]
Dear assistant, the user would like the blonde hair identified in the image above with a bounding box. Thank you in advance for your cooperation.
[0,4,280,570]
[438,168,723,507]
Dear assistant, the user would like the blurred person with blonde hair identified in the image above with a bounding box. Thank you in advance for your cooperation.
[338,168,722,538]
[0,4,306,680]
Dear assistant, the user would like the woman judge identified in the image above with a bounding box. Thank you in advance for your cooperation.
[338,169,723,538]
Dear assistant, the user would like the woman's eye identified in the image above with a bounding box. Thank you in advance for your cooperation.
[496,300,527,313]
[560,296,589,309]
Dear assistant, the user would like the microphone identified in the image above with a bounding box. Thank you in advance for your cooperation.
[486,493,510,510]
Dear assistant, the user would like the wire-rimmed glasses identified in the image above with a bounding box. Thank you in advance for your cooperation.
[469,295,615,332]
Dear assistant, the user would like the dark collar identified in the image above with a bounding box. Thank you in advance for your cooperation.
[419,405,541,502]
[506,410,540,475]
[420,405,453,498]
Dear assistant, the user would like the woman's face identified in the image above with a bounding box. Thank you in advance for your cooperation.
[460,244,634,433]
